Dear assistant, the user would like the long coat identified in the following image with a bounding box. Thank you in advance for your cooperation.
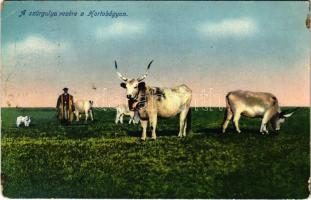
[56,94,74,122]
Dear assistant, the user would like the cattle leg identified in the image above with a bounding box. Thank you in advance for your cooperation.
[129,112,134,124]
[115,109,120,124]
[120,114,124,124]
[85,111,89,122]
[89,110,94,121]
[177,109,187,137]
[150,114,158,140]
[128,113,133,124]
[179,108,189,137]
[233,111,241,133]
[178,120,184,137]
[75,111,80,121]
[183,121,187,136]
[140,120,148,141]
[115,116,119,124]
[260,124,268,134]
[115,113,120,124]
[222,107,233,133]
[260,110,274,134]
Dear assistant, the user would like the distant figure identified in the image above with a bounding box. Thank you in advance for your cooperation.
[74,100,94,122]
[115,104,139,125]
[16,116,31,127]
[56,87,74,124]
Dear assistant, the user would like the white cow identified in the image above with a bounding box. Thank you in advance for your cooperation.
[74,100,94,122]
[16,116,31,127]
[115,104,139,124]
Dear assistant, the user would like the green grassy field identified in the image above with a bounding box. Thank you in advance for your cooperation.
[1,107,310,198]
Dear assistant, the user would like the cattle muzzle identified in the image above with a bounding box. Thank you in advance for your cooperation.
[126,94,138,101]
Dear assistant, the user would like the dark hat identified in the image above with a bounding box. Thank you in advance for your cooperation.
[63,87,69,92]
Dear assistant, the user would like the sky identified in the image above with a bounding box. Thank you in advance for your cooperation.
[1,1,310,107]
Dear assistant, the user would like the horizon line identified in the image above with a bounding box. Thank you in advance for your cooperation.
[1,106,309,109]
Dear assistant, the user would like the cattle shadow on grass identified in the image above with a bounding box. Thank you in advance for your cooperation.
[216,127,278,137]
[127,127,261,138]
[127,129,180,138]
[194,126,279,137]
[194,127,223,135]
[69,120,97,126]
[62,128,105,139]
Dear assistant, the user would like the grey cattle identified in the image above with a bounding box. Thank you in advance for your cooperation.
[115,60,192,140]
[74,100,94,122]
[222,90,295,134]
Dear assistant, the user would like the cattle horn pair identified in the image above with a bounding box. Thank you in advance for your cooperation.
[114,60,153,82]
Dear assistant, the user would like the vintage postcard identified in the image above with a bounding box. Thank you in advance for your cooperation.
[1,1,310,199]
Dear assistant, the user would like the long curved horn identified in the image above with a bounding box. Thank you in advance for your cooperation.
[137,60,153,82]
[283,112,294,118]
[114,61,128,81]
[280,107,300,117]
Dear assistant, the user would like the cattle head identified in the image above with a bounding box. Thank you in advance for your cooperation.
[25,116,30,121]
[271,109,296,131]
[115,60,153,100]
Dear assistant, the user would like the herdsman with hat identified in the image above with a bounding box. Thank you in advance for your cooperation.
[56,87,75,124]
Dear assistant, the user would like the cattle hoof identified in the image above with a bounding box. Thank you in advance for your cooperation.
[140,138,146,141]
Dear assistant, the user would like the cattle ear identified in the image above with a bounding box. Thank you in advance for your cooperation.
[138,82,145,90]
[120,82,126,88]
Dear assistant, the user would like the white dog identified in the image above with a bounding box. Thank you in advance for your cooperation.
[16,116,31,127]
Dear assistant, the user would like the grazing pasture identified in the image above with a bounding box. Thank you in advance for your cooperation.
[1,107,310,198]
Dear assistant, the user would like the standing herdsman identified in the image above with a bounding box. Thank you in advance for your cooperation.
[56,87,75,124]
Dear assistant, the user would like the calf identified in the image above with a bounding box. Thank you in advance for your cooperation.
[115,104,138,124]
[74,100,94,122]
